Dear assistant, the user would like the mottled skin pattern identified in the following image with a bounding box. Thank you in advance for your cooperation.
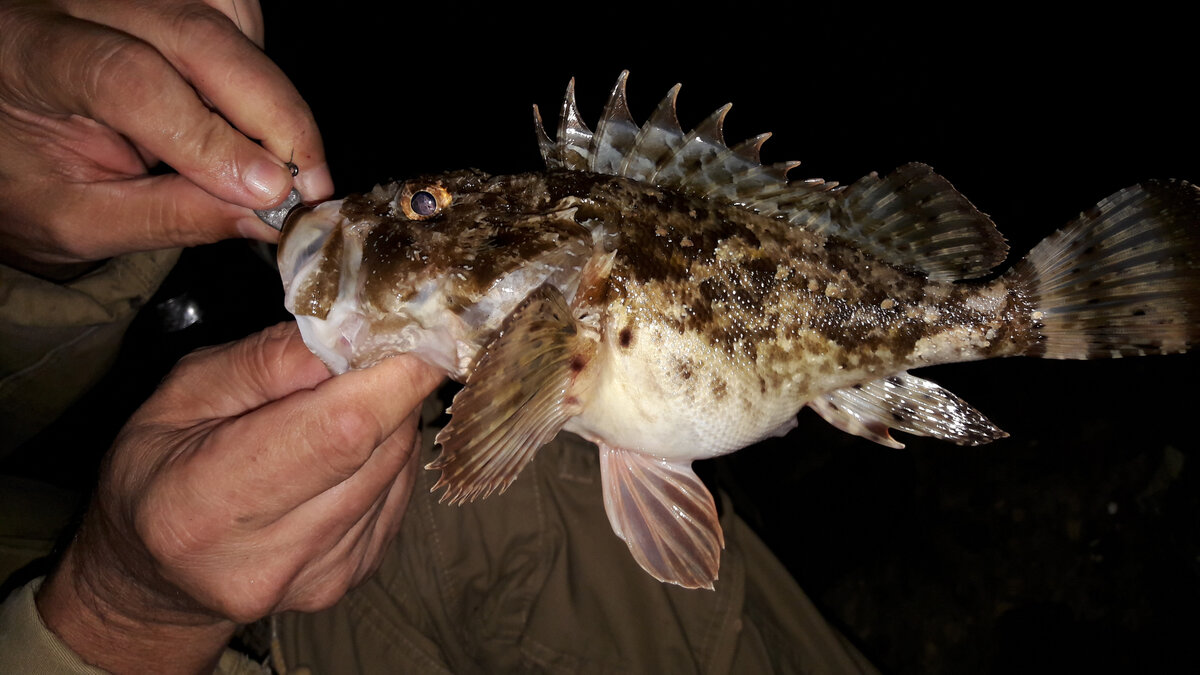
[286,168,1042,460]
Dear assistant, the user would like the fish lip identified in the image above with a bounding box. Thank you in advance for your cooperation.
[278,203,315,240]
[277,201,342,295]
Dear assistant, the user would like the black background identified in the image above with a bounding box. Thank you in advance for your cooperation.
[10,4,1197,674]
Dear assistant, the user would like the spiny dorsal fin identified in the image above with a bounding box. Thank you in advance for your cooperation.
[534,72,1010,280]
[620,82,685,181]
[534,71,824,201]
[556,78,592,171]
[591,71,638,175]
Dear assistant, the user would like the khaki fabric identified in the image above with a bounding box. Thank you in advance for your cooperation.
[277,403,879,675]
[0,577,110,674]
[0,249,275,674]
[1,250,179,587]
[0,249,181,457]
[0,576,272,674]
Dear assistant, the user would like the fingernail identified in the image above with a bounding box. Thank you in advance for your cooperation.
[294,162,335,201]
[244,160,291,202]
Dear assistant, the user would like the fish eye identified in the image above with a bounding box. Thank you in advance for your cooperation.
[411,191,437,216]
[399,183,452,221]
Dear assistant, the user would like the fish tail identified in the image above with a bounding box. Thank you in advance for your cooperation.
[1004,180,1200,359]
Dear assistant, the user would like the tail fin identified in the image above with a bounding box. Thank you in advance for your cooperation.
[1006,180,1200,359]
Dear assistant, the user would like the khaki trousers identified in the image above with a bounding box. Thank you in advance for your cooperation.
[278,404,878,675]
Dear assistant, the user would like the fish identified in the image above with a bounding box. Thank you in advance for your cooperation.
[276,71,1200,590]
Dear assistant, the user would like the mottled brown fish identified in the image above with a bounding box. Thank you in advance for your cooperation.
[277,72,1199,589]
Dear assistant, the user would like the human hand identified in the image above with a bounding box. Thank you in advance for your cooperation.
[35,322,442,673]
[0,0,333,278]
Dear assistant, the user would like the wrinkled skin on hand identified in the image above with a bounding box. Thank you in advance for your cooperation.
[36,323,442,673]
[0,0,333,278]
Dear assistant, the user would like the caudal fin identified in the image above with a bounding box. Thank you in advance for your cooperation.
[1006,180,1200,359]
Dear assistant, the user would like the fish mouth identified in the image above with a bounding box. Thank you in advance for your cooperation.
[275,200,472,376]
[277,203,314,243]
[277,202,337,296]
[276,201,361,373]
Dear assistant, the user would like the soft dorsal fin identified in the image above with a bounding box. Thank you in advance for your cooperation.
[534,72,1010,280]
[831,163,1010,279]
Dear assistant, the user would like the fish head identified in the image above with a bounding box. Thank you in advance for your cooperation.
[277,169,594,377]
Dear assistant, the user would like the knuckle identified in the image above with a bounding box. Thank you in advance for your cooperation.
[83,36,233,174]
[2,189,106,263]
[0,6,40,95]
[135,492,210,564]
[169,5,242,51]
[82,36,164,112]
[309,407,380,477]
[210,579,286,624]
[27,212,82,257]
[212,602,262,626]
[248,323,299,378]
[168,344,222,383]
[292,587,342,614]
[290,568,357,614]
[0,6,83,104]
[271,93,317,139]
[179,115,231,179]
[223,324,304,394]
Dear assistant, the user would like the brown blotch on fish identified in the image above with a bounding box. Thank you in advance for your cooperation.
[291,232,342,319]
[677,360,693,380]
[711,377,729,400]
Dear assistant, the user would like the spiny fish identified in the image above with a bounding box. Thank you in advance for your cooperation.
[276,72,1199,590]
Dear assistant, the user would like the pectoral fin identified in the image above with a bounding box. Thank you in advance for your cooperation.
[809,372,1008,448]
[598,444,724,590]
[429,285,594,504]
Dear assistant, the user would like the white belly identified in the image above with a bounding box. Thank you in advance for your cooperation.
[564,317,803,461]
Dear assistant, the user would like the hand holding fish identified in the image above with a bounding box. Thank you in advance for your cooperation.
[0,0,332,279]
[34,322,442,672]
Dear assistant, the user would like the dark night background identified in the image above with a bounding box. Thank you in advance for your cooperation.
[6,4,1197,673]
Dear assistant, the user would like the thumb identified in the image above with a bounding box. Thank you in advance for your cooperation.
[145,322,332,425]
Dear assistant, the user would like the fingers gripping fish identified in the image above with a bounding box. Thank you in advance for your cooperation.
[277,72,1200,590]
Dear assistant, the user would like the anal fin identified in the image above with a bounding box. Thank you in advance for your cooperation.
[598,444,724,590]
[428,285,595,504]
[809,371,1007,448]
